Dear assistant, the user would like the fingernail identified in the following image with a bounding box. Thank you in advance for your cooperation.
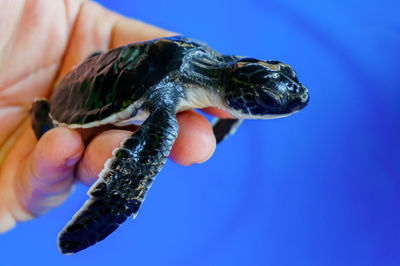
[66,154,82,166]
[195,138,216,164]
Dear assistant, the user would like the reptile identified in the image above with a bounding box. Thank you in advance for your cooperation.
[30,36,309,254]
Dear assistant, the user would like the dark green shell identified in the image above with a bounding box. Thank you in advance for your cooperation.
[29,35,310,254]
[50,37,203,125]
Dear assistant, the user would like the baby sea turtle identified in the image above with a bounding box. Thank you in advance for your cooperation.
[30,36,309,254]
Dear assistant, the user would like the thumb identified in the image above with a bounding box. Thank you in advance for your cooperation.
[18,127,84,216]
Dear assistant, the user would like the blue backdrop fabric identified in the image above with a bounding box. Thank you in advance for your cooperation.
[1,0,399,265]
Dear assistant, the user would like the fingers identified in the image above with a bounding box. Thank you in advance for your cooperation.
[108,16,176,48]
[57,1,174,83]
[0,195,16,233]
[201,107,235,119]
[18,127,84,216]
[77,110,217,185]
[77,129,132,186]
[170,110,216,166]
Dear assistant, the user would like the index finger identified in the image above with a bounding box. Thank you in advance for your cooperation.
[201,107,235,119]
[109,15,176,48]
[56,1,174,83]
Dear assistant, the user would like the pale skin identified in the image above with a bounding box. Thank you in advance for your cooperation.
[0,0,232,233]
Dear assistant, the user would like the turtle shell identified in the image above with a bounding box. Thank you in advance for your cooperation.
[50,37,197,126]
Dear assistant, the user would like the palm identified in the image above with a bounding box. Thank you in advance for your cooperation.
[0,0,218,232]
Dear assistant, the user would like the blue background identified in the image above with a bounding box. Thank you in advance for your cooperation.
[2,0,399,265]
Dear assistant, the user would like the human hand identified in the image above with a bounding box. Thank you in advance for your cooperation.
[0,0,229,233]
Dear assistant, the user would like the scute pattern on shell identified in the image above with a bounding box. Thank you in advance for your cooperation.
[29,36,309,255]
[50,38,193,126]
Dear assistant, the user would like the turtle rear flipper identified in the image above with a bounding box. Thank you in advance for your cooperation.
[57,107,179,254]
[30,99,54,139]
[212,118,242,144]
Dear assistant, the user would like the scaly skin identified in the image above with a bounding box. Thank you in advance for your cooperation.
[30,33,308,253]
[58,106,179,254]
[0,0,219,236]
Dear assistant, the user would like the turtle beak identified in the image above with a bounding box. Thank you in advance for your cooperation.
[288,85,309,112]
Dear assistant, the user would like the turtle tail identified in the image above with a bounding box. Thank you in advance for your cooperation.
[30,98,54,139]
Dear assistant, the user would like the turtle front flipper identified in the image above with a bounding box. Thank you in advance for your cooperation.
[212,118,243,144]
[57,107,179,254]
[30,98,54,139]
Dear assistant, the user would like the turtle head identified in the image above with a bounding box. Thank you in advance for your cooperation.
[224,58,309,118]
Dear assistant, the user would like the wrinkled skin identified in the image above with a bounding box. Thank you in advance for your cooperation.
[0,0,231,233]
